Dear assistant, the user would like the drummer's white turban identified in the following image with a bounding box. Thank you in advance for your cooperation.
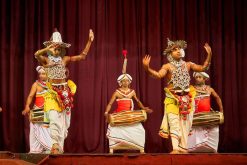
[193,72,210,79]
[117,73,132,84]
[36,66,46,73]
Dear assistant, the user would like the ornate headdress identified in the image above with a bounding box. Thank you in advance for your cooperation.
[117,50,132,85]
[43,28,71,48]
[163,38,187,56]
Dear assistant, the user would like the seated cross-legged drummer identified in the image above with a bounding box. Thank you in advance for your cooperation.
[188,72,224,152]
[104,50,152,154]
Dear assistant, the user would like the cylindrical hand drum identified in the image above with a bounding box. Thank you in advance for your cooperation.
[192,111,224,126]
[109,110,147,126]
[29,108,45,123]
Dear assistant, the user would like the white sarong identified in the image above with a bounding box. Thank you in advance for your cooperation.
[47,110,71,151]
[107,123,145,150]
[167,112,194,151]
[188,126,219,152]
[29,123,52,153]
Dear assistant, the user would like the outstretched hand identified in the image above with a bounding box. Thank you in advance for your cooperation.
[22,107,30,116]
[142,55,151,70]
[204,43,212,55]
[143,107,153,114]
[89,29,94,42]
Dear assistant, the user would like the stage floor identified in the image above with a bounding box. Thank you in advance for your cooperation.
[1,151,247,165]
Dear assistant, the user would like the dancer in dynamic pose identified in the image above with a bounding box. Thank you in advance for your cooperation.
[34,28,94,154]
[142,39,212,153]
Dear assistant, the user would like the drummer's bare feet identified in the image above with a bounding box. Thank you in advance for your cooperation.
[170,150,180,154]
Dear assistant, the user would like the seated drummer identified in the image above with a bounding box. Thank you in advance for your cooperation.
[188,72,223,153]
[104,51,152,153]
[105,73,152,115]
[22,66,52,153]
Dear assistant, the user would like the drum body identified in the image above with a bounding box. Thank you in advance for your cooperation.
[109,110,147,126]
[192,111,224,126]
[29,108,45,123]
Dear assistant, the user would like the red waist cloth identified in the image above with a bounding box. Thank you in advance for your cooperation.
[115,99,132,113]
[195,97,211,113]
[34,96,44,108]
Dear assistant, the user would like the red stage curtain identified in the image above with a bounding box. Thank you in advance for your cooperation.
[0,0,246,153]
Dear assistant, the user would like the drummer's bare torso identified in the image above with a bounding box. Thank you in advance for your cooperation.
[194,85,212,96]
[115,88,135,99]
[35,81,47,94]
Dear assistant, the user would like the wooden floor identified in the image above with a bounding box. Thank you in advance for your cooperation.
[1,151,247,165]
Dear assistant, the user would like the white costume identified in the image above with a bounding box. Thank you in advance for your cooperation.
[29,67,52,153]
[29,122,52,153]
[188,72,220,152]
[106,72,146,152]
[188,126,219,152]
[107,96,145,151]
[107,123,145,150]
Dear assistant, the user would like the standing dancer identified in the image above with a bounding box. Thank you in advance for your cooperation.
[34,28,94,154]
[142,39,212,153]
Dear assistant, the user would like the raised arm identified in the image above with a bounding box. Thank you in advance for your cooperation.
[210,87,223,113]
[132,91,153,113]
[142,55,168,79]
[190,43,212,72]
[22,82,37,115]
[64,29,94,64]
[34,46,51,66]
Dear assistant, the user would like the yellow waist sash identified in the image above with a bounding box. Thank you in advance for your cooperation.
[164,86,196,115]
[43,80,77,112]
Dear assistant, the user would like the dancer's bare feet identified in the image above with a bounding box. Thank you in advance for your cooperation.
[179,149,188,154]
[178,147,188,154]
[51,143,62,154]
[170,149,188,154]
